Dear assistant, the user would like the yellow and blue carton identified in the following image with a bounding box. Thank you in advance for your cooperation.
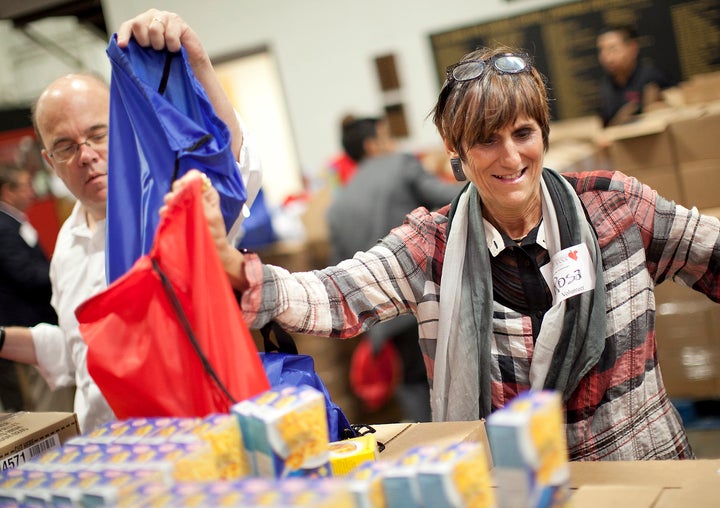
[416,441,495,508]
[232,384,331,478]
[485,390,571,508]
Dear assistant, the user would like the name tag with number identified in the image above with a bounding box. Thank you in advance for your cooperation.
[540,243,595,304]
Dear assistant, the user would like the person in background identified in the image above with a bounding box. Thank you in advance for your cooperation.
[597,24,675,127]
[324,114,359,189]
[0,9,262,433]
[0,164,73,412]
[327,115,462,422]
[170,45,719,461]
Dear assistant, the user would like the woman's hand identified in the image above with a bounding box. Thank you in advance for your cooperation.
[163,170,248,290]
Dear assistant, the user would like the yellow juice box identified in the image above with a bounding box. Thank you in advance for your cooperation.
[417,441,496,508]
[233,384,331,478]
[485,390,571,508]
[329,433,378,476]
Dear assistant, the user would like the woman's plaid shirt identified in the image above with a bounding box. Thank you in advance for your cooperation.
[240,170,720,460]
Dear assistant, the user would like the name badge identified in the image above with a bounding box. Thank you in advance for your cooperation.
[540,243,595,304]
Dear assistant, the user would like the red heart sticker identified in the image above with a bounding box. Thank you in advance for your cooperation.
[568,250,578,261]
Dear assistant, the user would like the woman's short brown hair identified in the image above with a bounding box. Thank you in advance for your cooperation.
[432,46,551,161]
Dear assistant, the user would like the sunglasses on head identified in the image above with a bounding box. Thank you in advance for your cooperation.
[445,53,532,82]
[435,52,532,120]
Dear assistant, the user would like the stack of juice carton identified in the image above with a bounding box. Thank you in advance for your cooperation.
[0,385,570,507]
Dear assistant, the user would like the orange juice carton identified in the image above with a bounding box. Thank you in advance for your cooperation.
[416,441,496,508]
[382,444,443,508]
[233,384,331,478]
[485,390,571,508]
[24,440,218,483]
[328,432,378,476]
[346,459,396,508]
[77,417,199,444]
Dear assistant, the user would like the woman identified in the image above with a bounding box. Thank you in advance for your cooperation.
[169,47,719,461]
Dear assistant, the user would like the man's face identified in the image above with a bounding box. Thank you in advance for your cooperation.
[36,76,110,221]
[1,172,36,212]
[374,120,397,155]
[597,31,638,79]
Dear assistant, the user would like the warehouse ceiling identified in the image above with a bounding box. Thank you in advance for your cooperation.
[0,0,106,35]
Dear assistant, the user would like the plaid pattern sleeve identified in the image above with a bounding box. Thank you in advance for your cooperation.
[240,205,449,341]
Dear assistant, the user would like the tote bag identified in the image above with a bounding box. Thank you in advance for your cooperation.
[76,178,269,419]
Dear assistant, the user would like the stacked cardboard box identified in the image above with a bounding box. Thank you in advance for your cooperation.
[0,412,79,471]
[603,113,685,205]
[679,72,720,105]
[655,283,720,399]
[668,107,720,209]
[603,101,720,209]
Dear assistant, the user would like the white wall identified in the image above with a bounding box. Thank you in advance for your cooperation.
[1,0,572,185]
[102,0,572,182]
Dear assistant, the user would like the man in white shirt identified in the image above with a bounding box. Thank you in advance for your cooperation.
[0,9,262,433]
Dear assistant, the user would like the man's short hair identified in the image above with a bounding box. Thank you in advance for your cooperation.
[599,24,638,42]
[342,117,381,162]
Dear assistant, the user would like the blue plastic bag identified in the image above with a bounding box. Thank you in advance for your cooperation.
[259,322,355,442]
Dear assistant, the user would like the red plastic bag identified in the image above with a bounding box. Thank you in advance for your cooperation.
[349,337,401,412]
[76,178,270,419]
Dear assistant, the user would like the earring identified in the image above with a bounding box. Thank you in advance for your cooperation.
[450,157,466,181]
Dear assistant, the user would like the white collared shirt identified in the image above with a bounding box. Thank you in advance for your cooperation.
[483,217,548,257]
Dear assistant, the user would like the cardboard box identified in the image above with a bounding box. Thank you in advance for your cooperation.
[549,115,603,145]
[653,280,707,306]
[655,296,720,398]
[569,485,663,508]
[678,159,720,209]
[545,139,603,173]
[0,412,79,470]
[668,109,720,163]
[370,420,490,465]
[701,207,720,219]
[654,479,720,508]
[568,459,720,488]
[604,119,675,172]
[679,72,720,105]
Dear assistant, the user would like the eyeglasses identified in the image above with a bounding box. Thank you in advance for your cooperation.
[445,53,532,83]
[48,129,109,163]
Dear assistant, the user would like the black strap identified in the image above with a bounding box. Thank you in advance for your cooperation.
[260,322,298,355]
[350,423,384,451]
[151,258,236,405]
[157,49,213,189]
[158,52,175,95]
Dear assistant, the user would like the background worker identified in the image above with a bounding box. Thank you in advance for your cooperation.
[326,115,462,422]
[597,24,675,126]
[0,164,73,412]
